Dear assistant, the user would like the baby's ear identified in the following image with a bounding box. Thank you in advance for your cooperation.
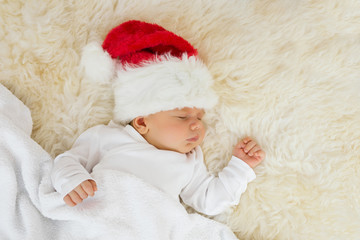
[132,117,148,134]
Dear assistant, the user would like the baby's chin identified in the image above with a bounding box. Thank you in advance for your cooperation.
[157,141,201,154]
[178,143,200,154]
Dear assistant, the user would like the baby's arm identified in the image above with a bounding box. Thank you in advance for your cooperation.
[232,137,265,168]
[51,125,103,205]
[63,180,97,207]
[180,138,265,216]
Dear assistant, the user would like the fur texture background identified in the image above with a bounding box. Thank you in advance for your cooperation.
[1,0,360,239]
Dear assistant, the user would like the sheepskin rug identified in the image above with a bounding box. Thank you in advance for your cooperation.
[1,0,360,239]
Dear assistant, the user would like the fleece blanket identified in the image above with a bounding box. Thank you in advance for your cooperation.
[1,0,360,239]
[0,83,237,239]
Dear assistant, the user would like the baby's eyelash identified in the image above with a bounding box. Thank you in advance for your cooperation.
[176,115,203,120]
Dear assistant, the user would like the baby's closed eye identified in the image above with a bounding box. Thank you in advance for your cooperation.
[177,116,188,120]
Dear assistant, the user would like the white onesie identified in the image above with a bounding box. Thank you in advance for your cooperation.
[51,121,256,216]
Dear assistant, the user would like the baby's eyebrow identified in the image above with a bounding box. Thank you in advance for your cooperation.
[174,110,187,114]
[197,110,205,116]
[173,108,205,116]
[176,108,189,113]
[171,111,188,117]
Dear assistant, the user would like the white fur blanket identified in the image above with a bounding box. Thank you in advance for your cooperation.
[0,84,237,239]
[1,0,360,239]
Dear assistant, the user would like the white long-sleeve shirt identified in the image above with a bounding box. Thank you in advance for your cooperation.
[51,121,256,216]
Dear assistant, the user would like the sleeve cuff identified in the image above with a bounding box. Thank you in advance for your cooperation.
[228,155,256,182]
[57,173,94,198]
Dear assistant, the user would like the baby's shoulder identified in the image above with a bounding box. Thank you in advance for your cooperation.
[78,123,124,141]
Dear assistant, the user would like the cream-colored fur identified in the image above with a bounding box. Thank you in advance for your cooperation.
[1,0,359,239]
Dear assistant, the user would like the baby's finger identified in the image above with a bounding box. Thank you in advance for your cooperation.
[255,150,266,160]
[244,140,257,153]
[90,180,98,192]
[81,180,96,197]
[242,137,252,144]
[68,191,83,204]
[63,194,76,207]
[76,187,89,199]
[235,141,246,149]
[248,145,261,156]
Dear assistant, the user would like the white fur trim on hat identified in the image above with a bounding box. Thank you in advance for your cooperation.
[113,54,218,124]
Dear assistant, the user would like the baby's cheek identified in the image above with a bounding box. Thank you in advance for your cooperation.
[162,128,183,143]
[199,128,206,141]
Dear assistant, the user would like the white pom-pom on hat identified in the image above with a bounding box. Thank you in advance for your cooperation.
[80,41,115,83]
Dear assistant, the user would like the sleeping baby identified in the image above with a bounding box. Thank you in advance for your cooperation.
[51,20,265,216]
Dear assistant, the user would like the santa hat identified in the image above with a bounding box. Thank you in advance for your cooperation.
[81,20,218,124]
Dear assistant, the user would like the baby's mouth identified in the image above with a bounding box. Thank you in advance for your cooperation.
[187,135,199,142]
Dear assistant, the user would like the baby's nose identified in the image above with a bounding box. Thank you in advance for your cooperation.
[190,121,201,130]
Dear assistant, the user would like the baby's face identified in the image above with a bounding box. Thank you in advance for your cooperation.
[142,107,206,154]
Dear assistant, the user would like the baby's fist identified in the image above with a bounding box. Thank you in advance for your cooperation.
[233,137,265,168]
[63,179,97,207]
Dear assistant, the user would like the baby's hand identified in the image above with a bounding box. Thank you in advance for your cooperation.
[233,137,265,169]
[63,180,97,207]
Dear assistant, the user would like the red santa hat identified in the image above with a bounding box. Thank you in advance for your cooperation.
[81,20,218,124]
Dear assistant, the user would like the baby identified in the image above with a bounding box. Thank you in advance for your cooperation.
[51,20,265,216]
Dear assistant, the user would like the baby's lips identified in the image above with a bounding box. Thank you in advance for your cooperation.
[187,135,199,142]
